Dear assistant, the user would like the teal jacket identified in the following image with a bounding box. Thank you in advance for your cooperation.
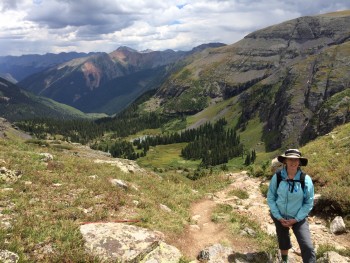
[267,168,314,221]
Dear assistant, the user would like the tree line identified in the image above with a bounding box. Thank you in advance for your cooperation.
[16,111,170,144]
[92,118,245,167]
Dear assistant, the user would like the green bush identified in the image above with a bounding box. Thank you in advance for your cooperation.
[247,162,271,178]
[25,139,49,147]
[259,183,269,197]
[228,189,249,199]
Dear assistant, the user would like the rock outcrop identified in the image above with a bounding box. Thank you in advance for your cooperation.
[0,167,22,183]
[0,250,19,263]
[80,222,182,262]
[318,251,350,263]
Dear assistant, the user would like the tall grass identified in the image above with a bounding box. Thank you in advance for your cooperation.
[302,122,350,216]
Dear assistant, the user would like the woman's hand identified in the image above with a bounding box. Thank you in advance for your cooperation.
[280,218,297,228]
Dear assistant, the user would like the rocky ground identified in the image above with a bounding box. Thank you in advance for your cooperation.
[172,171,350,262]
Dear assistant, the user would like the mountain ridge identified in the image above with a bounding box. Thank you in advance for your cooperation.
[0,77,101,121]
[18,43,226,114]
[0,52,98,82]
[147,10,350,150]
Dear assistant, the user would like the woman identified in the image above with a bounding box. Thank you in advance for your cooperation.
[267,149,316,263]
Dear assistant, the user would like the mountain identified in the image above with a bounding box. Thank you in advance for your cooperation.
[0,52,97,82]
[18,43,226,114]
[145,10,350,151]
[0,77,97,121]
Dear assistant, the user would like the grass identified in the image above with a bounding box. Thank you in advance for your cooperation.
[186,96,240,128]
[227,189,249,199]
[136,143,200,170]
[316,244,350,259]
[210,203,277,256]
[301,122,350,216]
[0,136,230,262]
[238,116,265,152]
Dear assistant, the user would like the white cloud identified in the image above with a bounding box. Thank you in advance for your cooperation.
[0,0,349,56]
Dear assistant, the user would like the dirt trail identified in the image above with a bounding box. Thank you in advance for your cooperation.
[171,172,350,262]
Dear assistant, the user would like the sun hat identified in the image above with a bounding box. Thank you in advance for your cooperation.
[277,149,308,166]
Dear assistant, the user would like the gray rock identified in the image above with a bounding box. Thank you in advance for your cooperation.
[317,251,350,263]
[110,179,128,189]
[0,250,19,263]
[39,153,53,162]
[159,204,172,213]
[197,243,234,262]
[0,167,22,183]
[80,222,180,262]
[141,241,182,263]
[233,251,273,263]
[240,227,257,237]
[330,216,346,234]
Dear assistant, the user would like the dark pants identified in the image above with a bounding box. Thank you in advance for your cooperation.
[272,216,316,263]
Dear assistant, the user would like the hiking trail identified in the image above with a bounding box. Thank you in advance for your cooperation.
[171,171,350,262]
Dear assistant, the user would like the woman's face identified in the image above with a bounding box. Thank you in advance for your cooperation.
[285,158,300,170]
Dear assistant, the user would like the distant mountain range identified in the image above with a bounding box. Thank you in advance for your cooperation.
[17,43,225,114]
[0,52,98,82]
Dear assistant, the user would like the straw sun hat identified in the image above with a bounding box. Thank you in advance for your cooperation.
[277,149,308,166]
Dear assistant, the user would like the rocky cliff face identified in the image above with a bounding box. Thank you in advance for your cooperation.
[154,11,350,150]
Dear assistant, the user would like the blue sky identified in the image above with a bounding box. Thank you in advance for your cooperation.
[0,0,349,56]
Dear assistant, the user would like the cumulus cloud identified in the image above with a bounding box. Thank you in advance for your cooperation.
[0,0,349,56]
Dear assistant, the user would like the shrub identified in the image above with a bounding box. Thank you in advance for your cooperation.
[228,189,249,199]
[259,183,269,197]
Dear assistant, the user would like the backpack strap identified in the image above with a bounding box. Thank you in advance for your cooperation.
[276,171,306,191]
[276,170,282,189]
[300,172,306,191]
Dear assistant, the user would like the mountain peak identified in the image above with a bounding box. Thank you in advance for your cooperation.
[116,46,138,53]
[140,49,154,53]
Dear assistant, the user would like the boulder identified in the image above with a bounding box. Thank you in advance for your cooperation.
[110,179,128,189]
[317,251,350,263]
[197,244,273,262]
[0,250,19,263]
[270,157,283,174]
[330,216,346,234]
[39,153,53,162]
[140,241,182,263]
[232,251,273,263]
[80,222,181,262]
[0,167,22,183]
[159,204,172,213]
[197,244,234,262]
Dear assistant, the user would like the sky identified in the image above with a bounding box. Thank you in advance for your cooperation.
[0,0,349,56]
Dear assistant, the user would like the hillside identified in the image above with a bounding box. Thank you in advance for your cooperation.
[0,117,349,262]
[0,77,102,121]
[144,11,350,151]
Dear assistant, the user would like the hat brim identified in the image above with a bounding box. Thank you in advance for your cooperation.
[277,155,308,166]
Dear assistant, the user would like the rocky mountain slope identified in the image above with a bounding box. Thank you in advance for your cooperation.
[149,10,350,150]
[0,77,94,121]
[18,43,225,114]
[0,52,95,82]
